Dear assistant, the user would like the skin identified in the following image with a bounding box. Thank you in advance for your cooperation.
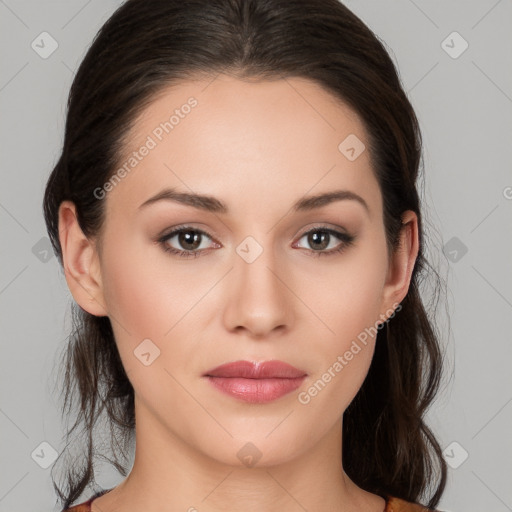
[58,74,419,512]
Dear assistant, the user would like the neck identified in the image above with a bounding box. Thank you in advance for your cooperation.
[92,398,385,512]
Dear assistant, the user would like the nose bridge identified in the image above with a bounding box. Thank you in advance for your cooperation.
[237,236,278,290]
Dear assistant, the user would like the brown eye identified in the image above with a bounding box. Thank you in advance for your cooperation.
[294,227,355,257]
[158,227,217,258]
[307,230,331,250]
[175,230,203,251]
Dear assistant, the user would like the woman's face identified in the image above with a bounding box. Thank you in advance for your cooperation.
[61,74,417,468]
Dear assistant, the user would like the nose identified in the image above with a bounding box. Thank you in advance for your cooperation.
[222,241,294,338]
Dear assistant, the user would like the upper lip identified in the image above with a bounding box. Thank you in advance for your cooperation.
[204,360,307,379]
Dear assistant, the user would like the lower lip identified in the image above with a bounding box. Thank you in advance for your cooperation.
[205,376,306,403]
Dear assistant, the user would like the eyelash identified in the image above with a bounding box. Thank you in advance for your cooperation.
[157,225,356,259]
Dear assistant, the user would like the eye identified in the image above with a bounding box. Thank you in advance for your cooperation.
[157,224,355,259]
[293,226,355,257]
[158,226,219,259]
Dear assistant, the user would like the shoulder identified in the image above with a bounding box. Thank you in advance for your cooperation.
[61,488,112,512]
[386,496,441,512]
[61,497,94,512]
[62,492,441,512]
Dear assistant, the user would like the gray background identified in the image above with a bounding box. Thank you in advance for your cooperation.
[1,1,511,511]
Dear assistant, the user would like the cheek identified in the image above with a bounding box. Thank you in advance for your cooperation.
[297,344,375,427]
[305,237,388,345]
[99,230,223,380]
[294,237,387,410]
[101,228,204,333]
[296,278,382,419]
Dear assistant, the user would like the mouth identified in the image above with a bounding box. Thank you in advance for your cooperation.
[203,360,307,403]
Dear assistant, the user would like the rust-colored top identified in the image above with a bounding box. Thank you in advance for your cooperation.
[62,488,438,511]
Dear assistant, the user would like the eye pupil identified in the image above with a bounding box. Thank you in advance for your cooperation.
[179,231,201,250]
[309,231,329,250]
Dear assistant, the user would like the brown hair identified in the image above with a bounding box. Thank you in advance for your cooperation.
[43,0,448,509]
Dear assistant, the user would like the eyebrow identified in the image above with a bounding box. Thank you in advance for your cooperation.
[138,187,369,215]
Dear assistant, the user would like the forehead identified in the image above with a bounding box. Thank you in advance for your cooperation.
[105,74,382,222]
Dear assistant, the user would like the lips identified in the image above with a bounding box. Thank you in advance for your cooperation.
[204,360,307,379]
[203,360,307,403]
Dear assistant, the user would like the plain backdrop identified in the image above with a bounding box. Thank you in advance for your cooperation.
[1,1,511,511]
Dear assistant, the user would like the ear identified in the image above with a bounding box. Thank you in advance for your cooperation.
[379,210,419,320]
[58,200,108,317]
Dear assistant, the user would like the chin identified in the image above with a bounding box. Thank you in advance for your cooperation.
[193,426,312,469]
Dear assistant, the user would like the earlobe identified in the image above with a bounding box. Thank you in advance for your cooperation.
[58,200,108,317]
[380,210,419,319]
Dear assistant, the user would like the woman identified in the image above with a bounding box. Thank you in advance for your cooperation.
[43,0,448,510]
